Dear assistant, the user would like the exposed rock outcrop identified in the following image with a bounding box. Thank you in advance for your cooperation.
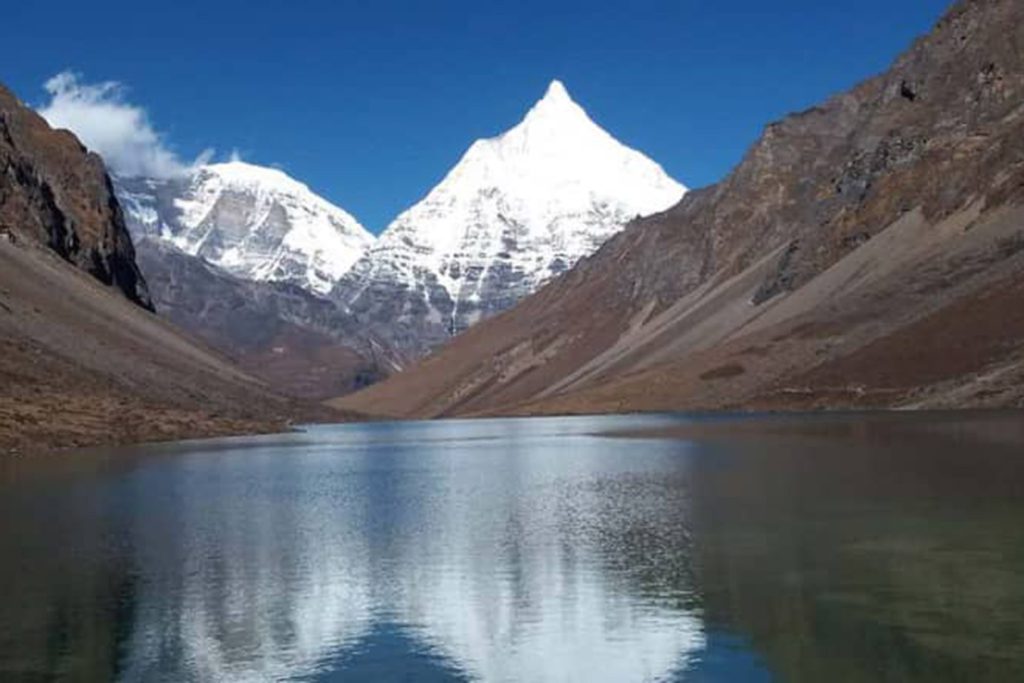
[0,85,151,309]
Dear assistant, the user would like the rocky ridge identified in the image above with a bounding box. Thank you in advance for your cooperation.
[335,0,1024,418]
[0,84,151,309]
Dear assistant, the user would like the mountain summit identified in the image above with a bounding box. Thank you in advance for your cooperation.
[334,80,685,352]
[117,161,374,295]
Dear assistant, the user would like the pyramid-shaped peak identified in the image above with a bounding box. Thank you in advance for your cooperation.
[517,79,593,133]
[531,80,582,114]
[543,80,572,102]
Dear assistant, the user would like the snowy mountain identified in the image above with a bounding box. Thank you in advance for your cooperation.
[116,161,374,295]
[112,82,683,364]
[333,80,685,352]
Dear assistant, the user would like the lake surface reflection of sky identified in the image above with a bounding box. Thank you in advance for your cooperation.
[2,412,1022,681]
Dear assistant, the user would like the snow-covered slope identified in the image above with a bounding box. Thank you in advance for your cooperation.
[334,80,685,351]
[117,161,374,295]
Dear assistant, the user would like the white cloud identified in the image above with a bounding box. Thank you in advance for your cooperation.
[37,71,199,179]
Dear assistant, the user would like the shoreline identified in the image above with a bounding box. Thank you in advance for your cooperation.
[0,402,375,458]
[7,406,1024,458]
[0,417,294,458]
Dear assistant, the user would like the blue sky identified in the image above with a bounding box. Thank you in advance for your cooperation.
[5,0,950,233]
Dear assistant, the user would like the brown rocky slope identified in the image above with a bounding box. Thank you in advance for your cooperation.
[0,84,346,452]
[334,0,1024,418]
[134,237,406,401]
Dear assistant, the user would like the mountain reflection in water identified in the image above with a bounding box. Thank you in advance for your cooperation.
[1,413,1022,682]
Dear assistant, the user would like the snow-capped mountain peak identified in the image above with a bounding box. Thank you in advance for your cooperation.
[191,160,315,195]
[334,80,686,352]
[117,161,374,295]
[515,79,589,129]
[541,78,571,101]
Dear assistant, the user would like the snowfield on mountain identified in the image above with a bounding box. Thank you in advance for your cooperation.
[116,161,374,295]
[332,80,686,352]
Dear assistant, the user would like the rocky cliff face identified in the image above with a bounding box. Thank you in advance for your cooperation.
[0,85,151,309]
[336,0,1024,418]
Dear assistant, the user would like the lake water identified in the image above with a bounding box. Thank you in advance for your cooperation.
[1,412,1023,682]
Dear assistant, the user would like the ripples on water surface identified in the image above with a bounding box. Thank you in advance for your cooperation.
[1,412,1023,681]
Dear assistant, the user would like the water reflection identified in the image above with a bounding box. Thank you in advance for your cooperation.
[0,416,723,682]
[683,413,1024,682]
[2,412,1023,681]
